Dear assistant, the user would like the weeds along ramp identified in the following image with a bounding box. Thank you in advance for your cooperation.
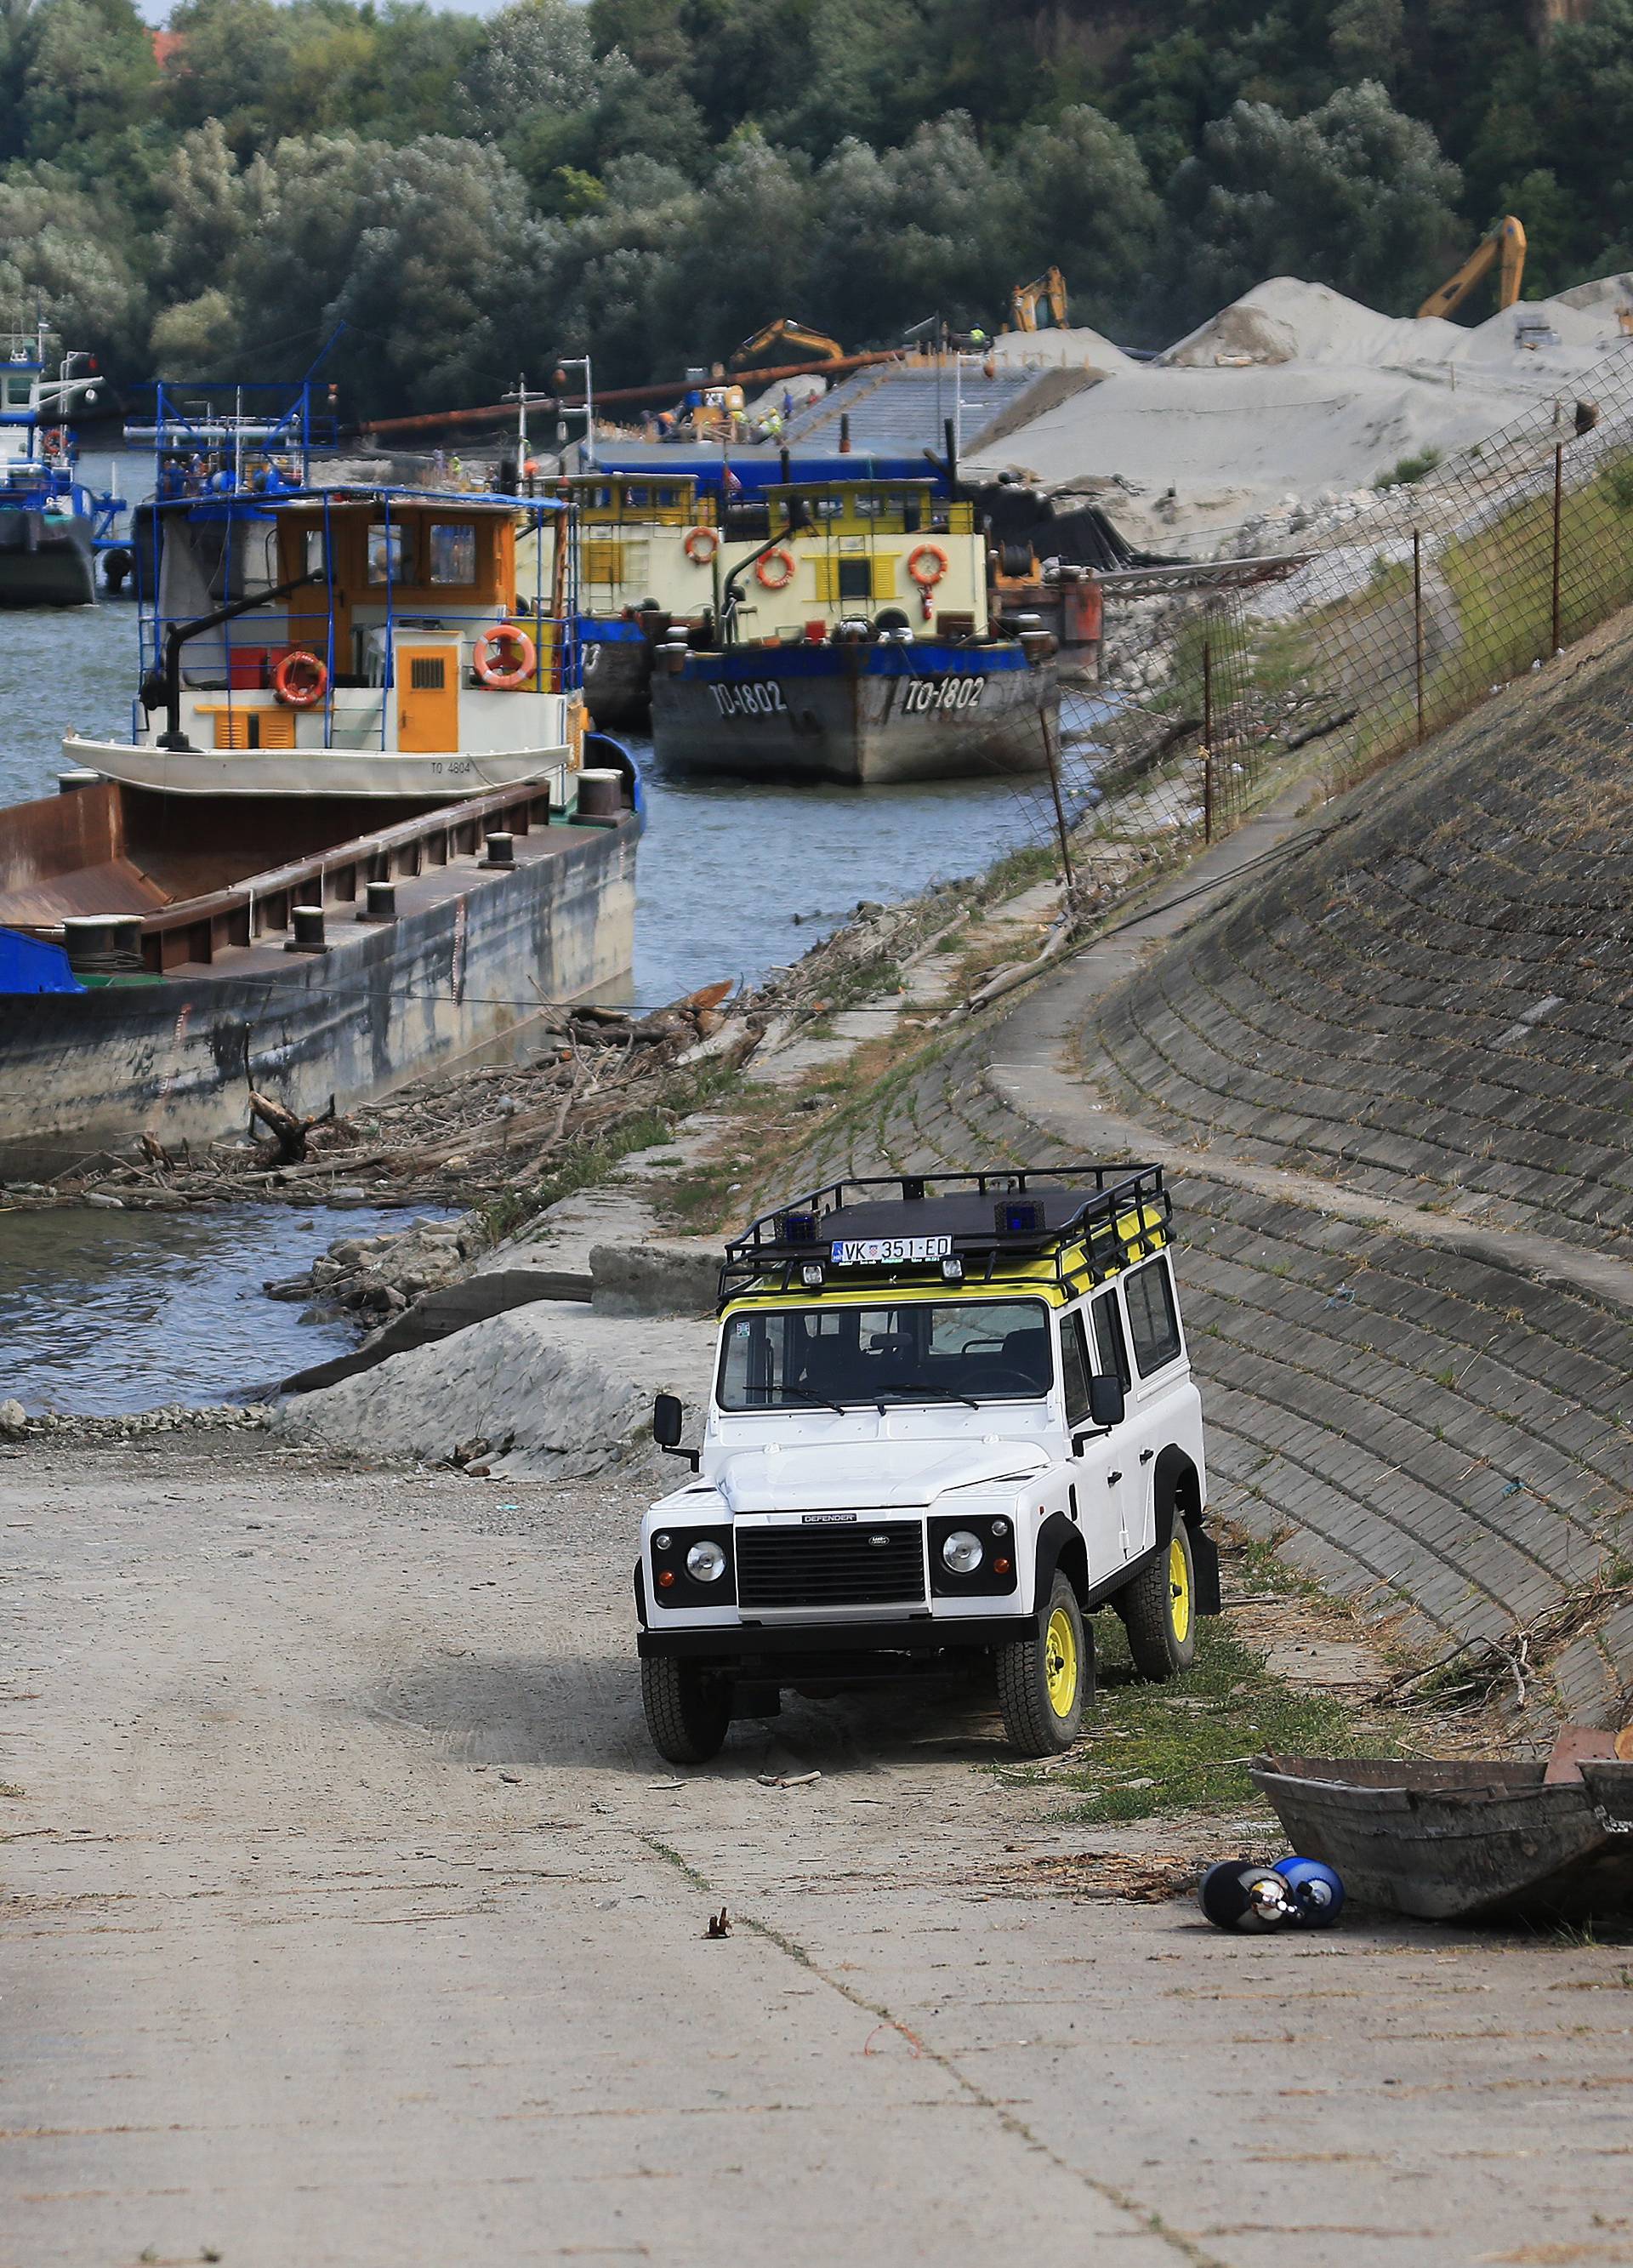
[775,630,1633,1722]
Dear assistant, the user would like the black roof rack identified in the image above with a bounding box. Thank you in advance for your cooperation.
[719,1165,1169,1309]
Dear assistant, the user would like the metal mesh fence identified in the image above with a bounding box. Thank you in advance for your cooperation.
[1016,335,1633,919]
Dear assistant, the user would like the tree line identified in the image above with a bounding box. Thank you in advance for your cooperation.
[1,0,1630,419]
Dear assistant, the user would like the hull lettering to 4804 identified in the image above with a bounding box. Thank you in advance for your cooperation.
[902,675,986,713]
[711,682,788,719]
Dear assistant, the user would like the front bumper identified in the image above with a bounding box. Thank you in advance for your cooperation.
[636,1611,1040,1661]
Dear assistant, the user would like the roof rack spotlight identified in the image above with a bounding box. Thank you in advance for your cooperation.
[799,1261,825,1289]
[997,1198,1043,1236]
[941,1255,964,1283]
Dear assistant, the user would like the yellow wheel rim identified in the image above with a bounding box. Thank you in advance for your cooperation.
[1044,1606,1079,1718]
[1169,1535,1192,1646]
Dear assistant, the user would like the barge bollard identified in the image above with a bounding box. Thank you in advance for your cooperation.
[479,830,515,869]
[360,880,397,922]
[286,903,328,954]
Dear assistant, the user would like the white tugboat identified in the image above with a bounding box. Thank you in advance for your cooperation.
[0,385,641,1171]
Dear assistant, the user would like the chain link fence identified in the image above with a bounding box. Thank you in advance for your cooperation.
[1015,336,1633,917]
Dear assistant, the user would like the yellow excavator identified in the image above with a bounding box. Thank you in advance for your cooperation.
[730,319,846,370]
[1417,217,1527,322]
[1009,265,1069,332]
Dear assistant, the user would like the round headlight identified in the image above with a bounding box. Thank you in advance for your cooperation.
[941,1529,983,1575]
[686,1539,726,1582]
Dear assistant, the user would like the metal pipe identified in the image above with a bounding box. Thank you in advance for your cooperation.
[1551,442,1564,655]
[155,566,321,749]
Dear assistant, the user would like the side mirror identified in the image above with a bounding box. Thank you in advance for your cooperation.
[652,1392,699,1470]
[1088,1373,1125,1428]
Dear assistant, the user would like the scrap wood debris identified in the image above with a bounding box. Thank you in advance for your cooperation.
[979,1849,1215,1903]
[41,890,956,1211]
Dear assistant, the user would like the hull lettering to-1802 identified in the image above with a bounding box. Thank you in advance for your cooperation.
[711,682,788,719]
[901,675,986,713]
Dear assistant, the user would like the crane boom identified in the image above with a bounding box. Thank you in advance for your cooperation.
[1417,216,1527,322]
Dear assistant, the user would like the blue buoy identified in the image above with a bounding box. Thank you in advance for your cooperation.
[1274,1855,1346,1927]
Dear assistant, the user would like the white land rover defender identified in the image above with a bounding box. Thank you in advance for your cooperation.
[635,1165,1216,1762]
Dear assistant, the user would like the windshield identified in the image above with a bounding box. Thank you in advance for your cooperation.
[717,1297,1053,1411]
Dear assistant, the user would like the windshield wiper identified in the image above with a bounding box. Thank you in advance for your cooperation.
[771,1382,847,1413]
[873,1382,981,1410]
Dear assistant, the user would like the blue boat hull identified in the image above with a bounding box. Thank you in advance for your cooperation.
[650,640,1057,785]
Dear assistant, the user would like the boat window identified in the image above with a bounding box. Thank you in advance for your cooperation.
[304,529,327,578]
[367,522,411,584]
[837,559,872,601]
[428,523,475,584]
[1124,1257,1182,1377]
[853,494,883,518]
[717,1296,1053,1410]
[626,486,649,508]
[811,497,844,521]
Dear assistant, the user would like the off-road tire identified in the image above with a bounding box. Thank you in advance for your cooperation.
[1120,1517,1198,1680]
[640,1656,731,1764]
[996,1573,1086,1757]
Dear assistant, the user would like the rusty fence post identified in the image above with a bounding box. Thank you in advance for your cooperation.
[1201,630,1214,843]
[1413,529,1425,745]
[1551,442,1564,658]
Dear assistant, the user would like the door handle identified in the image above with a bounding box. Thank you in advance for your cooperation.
[1107,1470,1123,1484]
[1140,1448,1155,1464]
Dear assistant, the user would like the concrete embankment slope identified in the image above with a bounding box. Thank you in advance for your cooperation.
[780,627,1633,1723]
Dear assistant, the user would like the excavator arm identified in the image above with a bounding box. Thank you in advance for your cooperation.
[730,318,846,369]
[1417,216,1527,322]
[1009,265,1069,333]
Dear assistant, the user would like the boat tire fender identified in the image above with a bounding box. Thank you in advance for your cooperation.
[272,648,329,708]
[474,624,537,689]
[908,543,948,588]
[756,548,796,591]
[684,526,719,565]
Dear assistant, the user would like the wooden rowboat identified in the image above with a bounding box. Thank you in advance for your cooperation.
[1249,1753,1633,1924]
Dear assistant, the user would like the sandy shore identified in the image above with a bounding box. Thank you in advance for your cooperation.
[4,1432,1630,2268]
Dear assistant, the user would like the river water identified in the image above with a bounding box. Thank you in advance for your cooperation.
[0,464,1050,1407]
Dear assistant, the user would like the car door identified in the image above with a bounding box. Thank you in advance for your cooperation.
[1084,1286,1139,1559]
[1059,1296,1135,1564]
[1116,1254,1186,1554]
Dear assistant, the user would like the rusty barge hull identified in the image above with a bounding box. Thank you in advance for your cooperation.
[0,775,639,1174]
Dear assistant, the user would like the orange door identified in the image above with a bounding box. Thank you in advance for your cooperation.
[396,646,460,752]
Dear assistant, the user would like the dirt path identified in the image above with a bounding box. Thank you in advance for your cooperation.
[4,1439,1631,2268]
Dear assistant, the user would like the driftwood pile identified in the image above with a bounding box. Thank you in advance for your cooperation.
[65,982,753,1206]
[45,887,962,1215]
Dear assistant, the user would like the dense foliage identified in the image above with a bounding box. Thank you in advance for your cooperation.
[1,0,1629,416]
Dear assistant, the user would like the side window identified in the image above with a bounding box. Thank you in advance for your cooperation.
[1090,1290,1130,1389]
[428,523,475,584]
[1059,1309,1091,1427]
[1125,1257,1182,1377]
[367,523,411,584]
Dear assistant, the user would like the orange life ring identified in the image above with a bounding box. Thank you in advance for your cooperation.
[907,543,948,588]
[272,648,328,708]
[473,624,537,689]
[38,427,67,459]
[756,547,797,590]
[683,525,718,564]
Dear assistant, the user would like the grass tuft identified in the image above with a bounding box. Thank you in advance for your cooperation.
[1032,1616,1389,1826]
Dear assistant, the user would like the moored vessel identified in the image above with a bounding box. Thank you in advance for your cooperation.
[0,322,118,609]
[0,387,640,1171]
[647,478,1058,785]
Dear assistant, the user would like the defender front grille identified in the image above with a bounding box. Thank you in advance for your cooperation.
[736,1521,925,1611]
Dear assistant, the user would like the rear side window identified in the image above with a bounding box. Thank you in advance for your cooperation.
[1090,1291,1129,1388]
[1125,1257,1181,1377]
[1060,1309,1091,1425]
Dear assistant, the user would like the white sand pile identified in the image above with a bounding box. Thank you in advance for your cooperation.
[970,269,1633,546]
[990,325,1140,378]
[276,1300,714,1477]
